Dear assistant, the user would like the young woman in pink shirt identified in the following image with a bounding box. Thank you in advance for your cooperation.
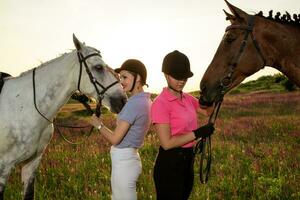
[151,50,214,200]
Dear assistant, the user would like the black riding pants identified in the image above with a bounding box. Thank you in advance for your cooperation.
[153,146,194,200]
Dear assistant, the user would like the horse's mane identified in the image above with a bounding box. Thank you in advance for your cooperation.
[18,46,101,77]
[19,51,73,77]
[256,10,300,27]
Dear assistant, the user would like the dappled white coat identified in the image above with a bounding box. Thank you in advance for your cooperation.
[0,35,126,199]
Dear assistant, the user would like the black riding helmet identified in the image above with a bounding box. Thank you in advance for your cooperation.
[115,59,147,92]
[162,50,193,80]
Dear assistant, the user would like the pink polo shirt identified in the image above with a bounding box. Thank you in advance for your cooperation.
[151,87,200,148]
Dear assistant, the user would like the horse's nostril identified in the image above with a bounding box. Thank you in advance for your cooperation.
[199,96,205,106]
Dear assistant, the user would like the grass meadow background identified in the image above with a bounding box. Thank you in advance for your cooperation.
[3,76,300,199]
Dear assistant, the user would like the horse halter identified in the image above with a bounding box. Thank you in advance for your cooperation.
[33,50,119,124]
[196,16,266,184]
[76,51,119,117]
[220,15,266,95]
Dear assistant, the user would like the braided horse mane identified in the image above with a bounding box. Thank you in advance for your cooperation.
[256,10,300,26]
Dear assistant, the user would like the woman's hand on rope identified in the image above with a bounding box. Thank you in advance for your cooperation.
[193,123,215,140]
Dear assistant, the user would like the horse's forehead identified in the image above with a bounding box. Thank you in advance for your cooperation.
[83,46,105,64]
[85,46,101,54]
[82,46,119,79]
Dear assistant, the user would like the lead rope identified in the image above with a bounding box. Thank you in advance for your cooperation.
[54,98,102,145]
[194,97,223,184]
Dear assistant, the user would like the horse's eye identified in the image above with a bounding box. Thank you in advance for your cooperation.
[93,65,104,71]
[225,36,235,44]
[225,33,236,44]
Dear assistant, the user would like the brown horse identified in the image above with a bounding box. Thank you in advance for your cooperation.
[199,0,300,106]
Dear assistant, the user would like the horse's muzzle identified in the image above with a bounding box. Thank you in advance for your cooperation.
[109,96,127,113]
[199,95,214,107]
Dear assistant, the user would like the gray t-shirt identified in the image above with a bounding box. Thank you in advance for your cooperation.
[115,92,152,148]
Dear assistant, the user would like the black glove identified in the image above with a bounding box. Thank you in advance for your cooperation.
[193,123,215,139]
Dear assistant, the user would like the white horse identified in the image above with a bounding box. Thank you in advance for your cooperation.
[0,35,127,200]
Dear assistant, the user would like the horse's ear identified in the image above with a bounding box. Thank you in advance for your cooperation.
[224,0,248,21]
[223,9,235,22]
[73,34,82,51]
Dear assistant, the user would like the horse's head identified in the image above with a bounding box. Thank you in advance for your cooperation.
[73,34,127,113]
[199,0,266,107]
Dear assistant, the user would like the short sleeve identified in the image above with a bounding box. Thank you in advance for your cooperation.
[151,99,170,124]
[118,101,137,124]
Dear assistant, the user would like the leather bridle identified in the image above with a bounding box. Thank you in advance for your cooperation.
[32,50,120,144]
[220,15,266,95]
[33,50,119,123]
[196,15,266,184]
[76,51,119,117]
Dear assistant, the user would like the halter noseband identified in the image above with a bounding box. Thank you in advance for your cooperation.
[220,15,266,95]
[76,51,119,117]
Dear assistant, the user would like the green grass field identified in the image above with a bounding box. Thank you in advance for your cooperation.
[4,90,300,200]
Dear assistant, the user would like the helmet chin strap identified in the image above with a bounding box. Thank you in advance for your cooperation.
[168,84,182,94]
[129,73,137,92]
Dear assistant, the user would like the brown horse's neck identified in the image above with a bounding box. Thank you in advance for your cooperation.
[258,18,300,87]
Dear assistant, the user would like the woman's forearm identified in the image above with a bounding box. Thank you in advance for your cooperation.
[99,126,122,145]
[159,132,195,150]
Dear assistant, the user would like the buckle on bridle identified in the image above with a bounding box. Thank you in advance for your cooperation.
[98,93,104,100]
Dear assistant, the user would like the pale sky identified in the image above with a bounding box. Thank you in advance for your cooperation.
[0,0,299,93]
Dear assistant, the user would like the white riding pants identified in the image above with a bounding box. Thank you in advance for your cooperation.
[110,146,142,200]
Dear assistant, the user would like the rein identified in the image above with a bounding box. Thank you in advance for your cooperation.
[32,51,118,144]
[194,99,223,184]
[195,15,265,184]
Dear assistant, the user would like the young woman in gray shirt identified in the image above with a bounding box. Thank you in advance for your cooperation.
[89,59,151,200]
